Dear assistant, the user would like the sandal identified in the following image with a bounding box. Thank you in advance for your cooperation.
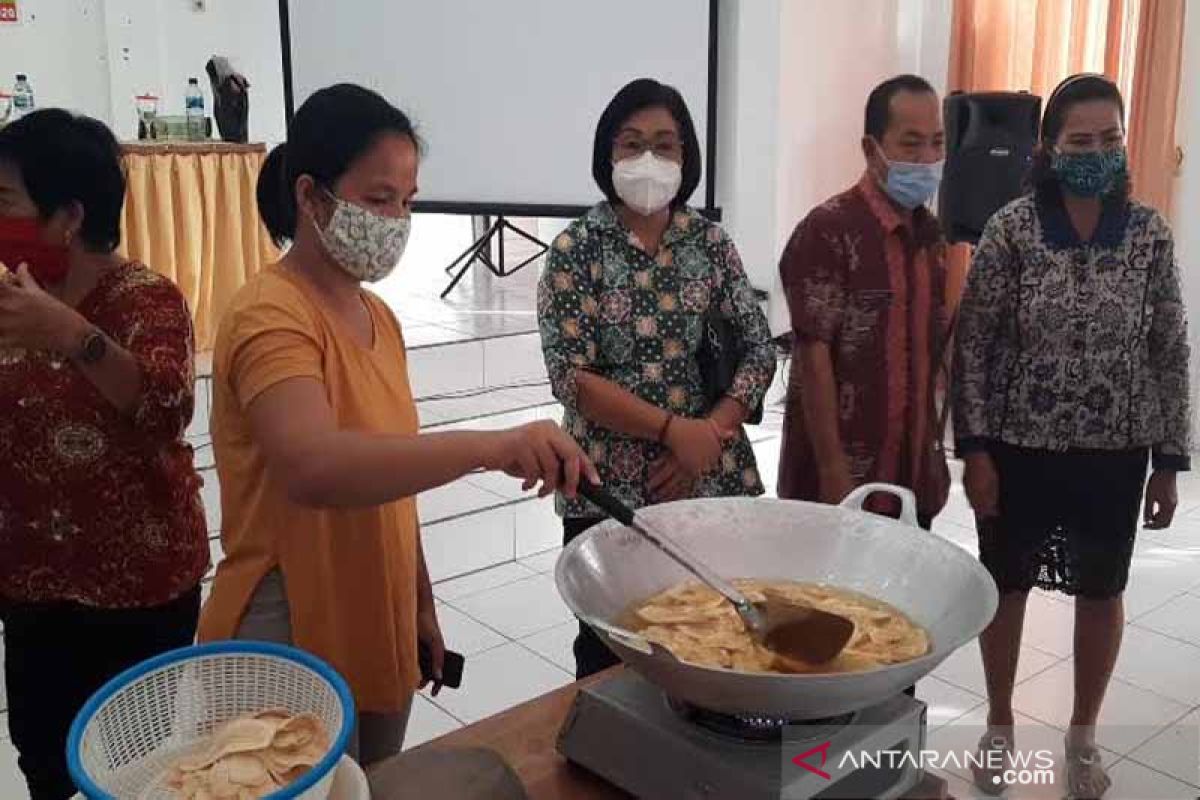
[971,732,1013,795]
[1066,743,1111,799]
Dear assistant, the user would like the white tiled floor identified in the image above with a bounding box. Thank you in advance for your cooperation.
[432,561,537,603]
[1012,662,1192,756]
[1107,759,1199,800]
[919,675,986,731]
[512,495,567,557]
[420,509,517,583]
[517,548,562,575]
[431,602,507,657]
[519,622,578,674]
[416,480,509,525]
[406,694,462,745]
[1136,591,1200,646]
[448,574,574,640]
[931,639,1061,695]
[1128,708,1200,787]
[1114,624,1200,707]
[419,642,573,725]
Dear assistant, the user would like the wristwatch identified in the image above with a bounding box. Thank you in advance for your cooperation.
[76,329,108,366]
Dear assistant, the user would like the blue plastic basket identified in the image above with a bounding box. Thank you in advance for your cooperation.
[67,642,355,800]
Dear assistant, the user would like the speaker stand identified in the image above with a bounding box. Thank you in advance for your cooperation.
[441,216,548,299]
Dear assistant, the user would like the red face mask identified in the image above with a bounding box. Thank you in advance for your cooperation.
[0,216,70,284]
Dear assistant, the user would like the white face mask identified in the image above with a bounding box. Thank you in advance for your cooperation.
[312,191,411,283]
[612,151,682,216]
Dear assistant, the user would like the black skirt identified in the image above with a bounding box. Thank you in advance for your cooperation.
[977,443,1148,599]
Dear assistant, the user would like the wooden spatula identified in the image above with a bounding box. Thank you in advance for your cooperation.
[757,590,856,666]
[579,483,856,666]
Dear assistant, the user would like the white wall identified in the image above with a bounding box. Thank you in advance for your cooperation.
[160,0,284,144]
[718,0,953,334]
[899,0,954,98]
[776,0,903,254]
[0,0,285,143]
[715,0,783,313]
[0,0,111,122]
[107,0,286,143]
[1171,2,1200,434]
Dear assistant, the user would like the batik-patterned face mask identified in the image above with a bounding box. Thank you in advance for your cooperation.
[1052,148,1128,198]
[312,190,411,283]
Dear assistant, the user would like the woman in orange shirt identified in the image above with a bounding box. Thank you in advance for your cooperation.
[199,84,595,766]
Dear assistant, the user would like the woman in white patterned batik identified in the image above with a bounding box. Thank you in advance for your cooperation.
[952,74,1190,799]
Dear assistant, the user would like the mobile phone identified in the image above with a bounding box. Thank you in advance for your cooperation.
[418,641,465,691]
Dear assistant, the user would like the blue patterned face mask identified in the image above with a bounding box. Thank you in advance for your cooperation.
[1052,148,1128,198]
[881,158,944,210]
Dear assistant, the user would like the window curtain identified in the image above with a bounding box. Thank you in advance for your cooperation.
[1126,0,1187,217]
[948,0,1138,101]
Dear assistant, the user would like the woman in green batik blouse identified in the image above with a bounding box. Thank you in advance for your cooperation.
[537,78,776,678]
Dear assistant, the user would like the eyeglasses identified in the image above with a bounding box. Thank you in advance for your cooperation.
[613,136,683,160]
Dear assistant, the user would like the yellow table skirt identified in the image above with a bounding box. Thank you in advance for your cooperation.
[119,142,280,350]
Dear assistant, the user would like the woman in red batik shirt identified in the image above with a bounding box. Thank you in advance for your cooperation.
[0,110,207,800]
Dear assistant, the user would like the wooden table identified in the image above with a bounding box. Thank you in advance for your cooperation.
[120,141,270,157]
[370,668,954,799]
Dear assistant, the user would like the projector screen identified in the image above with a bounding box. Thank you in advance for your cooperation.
[281,0,716,216]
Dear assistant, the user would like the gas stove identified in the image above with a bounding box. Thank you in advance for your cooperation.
[558,670,928,799]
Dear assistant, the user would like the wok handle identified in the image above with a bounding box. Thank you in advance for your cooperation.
[578,482,757,616]
[840,483,920,528]
[578,481,636,527]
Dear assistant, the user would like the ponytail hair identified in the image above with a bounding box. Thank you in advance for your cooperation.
[257,83,420,246]
[257,142,293,247]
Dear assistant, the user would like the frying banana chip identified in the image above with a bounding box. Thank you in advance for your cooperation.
[626,580,930,675]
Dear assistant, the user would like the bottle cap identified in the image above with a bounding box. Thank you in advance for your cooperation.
[188,77,199,84]
[16,74,27,81]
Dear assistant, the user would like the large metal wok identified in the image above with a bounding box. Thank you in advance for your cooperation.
[555,484,997,719]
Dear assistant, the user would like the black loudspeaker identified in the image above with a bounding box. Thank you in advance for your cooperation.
[939,91,1042,244]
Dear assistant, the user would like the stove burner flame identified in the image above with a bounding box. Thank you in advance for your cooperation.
[666,697,857,743]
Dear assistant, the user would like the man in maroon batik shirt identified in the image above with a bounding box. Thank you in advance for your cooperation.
[778,75,951,529]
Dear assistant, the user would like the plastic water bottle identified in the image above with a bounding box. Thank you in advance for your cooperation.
[185,78,205,140]
[11,75,34,119]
